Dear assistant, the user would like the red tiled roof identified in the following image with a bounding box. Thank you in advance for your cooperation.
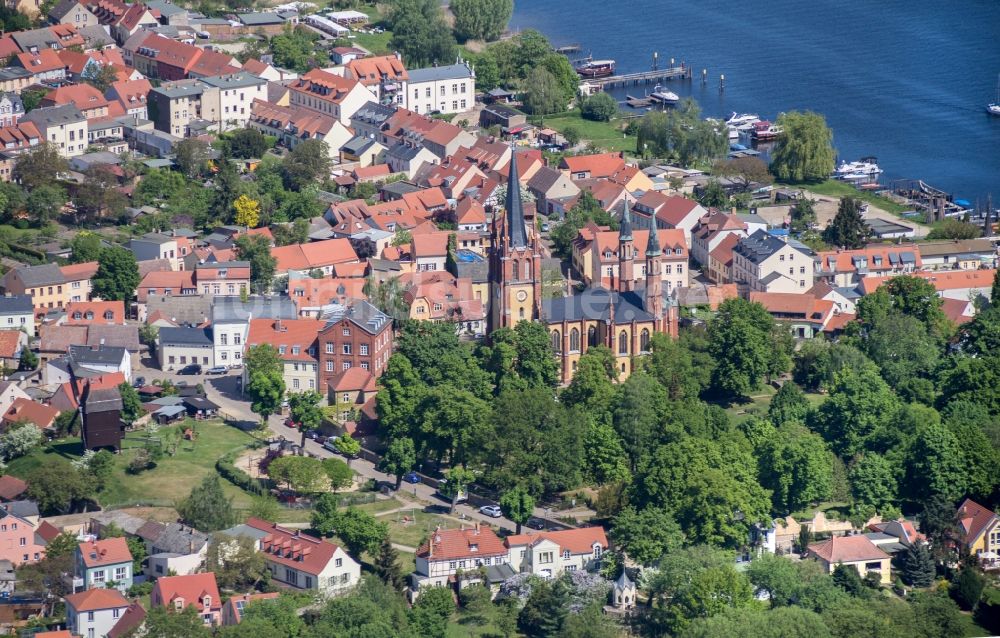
[0,330,21,359]
[822,312,856,333]
[0,121,42,150]
[559,152,625,178]
[17,49,66,74]
[0,475,26,501]
[152,573,221,612]
[36,520,61,543]
[287,277,367,311]
[455,197,486,225]
[816,244,922,273]
[593,229,687,261]
[808,535,889,563]
[941,297,975,325]
[60,261,99,281]
[246,318,323,362]
[505,526,608,554]
[3,398,59,430]
[272,238,358,272]
[64,301,125,325]
[352,164,390,180]
[328,367,375,393]
[411,232,451,258]
[708,232,740,266]
[289,69,360,105]
[245,517,345,576]
[78,537,132,568]
[107,602,146,638]
[416,525,506,561]
[750,291,836,324]
[138,270,195,289]
[957,498,998,546]
[346,54,408,86]
[65,587,129,612]
[33,631,74,638]
[859,269,997,295]
[400,187,448,211]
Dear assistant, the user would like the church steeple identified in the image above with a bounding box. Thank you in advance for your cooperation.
[618,200,634,292]
[505,149,527,249]
[645,219,661,256]
[645,222,663,327]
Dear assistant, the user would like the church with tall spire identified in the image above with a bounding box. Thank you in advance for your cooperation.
[488,149,543,332]
[489,153,678,384]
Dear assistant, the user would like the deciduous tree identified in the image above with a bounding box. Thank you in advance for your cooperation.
[450,0,512,41]
[14,143,68,191]
[235,234,277,294]
[176,475,235,532]
[244,344,285,427]
[769,110,835,182]
[499,485,535,534]
[379,436,416,490]
[288,390,323,449]
[232,194,261,228]
[581,92,618,122]
[610,505,683,565]
[91,246,140,302]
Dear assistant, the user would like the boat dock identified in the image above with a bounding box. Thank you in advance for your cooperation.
[625,95,654,108]
[887,179,970,221]
[591,65,693,89]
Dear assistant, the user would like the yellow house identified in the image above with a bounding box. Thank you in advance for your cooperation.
[807,535,892,585]
[957,498,1000,560]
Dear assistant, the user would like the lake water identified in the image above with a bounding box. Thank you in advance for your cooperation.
[510,0,1000,204]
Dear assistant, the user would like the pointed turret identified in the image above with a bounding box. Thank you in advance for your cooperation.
[618,200,633,241]
[645,220,661,256]
[505,150,528,249]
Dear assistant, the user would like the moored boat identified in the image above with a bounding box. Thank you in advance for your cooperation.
[576,59,616,78]
[725,112,760,127]
[751,120,781,140]
[988,74,1000,116]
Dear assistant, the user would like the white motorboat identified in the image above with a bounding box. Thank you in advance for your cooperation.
[988,74,1000,116]
[836,158,883,178]
[650,90,679,104]
[725,112,760,127]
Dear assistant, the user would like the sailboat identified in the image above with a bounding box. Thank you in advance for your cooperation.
[988,74,1000,116]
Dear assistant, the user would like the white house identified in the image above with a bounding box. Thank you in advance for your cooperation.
[0,295,35,337]
[732,230,815,293]
[65,587,130,638]
[504,527,608,579]
[412,524,510,593]
[46,346,131,385]
[244,518,360,596]
[200,73,268,132]
[405,60,475,115]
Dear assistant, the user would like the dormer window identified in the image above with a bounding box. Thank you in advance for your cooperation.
[174,598,184,610]
[104,310,113,320]
[202,595,211,608]
[563,550,570,559]
[469,543,478,552]
[85,311,94,319]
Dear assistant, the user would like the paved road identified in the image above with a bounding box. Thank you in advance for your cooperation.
[135,358,561,534]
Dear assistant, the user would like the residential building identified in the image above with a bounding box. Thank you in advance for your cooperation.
[317,299,393,390]
[559,152,626,180]
[271,238,359,277]
[345,53,408,106]
[48,0,99,26]
[199,72,267,131]
[629,192,706,246]
[859,268,996,303]
[327,367,377,420]
[914,238,997,271]
[411,232,449,272]
[244,518,361,595]
[0,121,42,181]
[505,527,608,578]
[150,573,222,626]
[194,261,249,297]
[0,295,36,336]
[136,271,196,304]
[690,210,747,267]
[0,500,47,565]
[526,166,579,218]
[749,291,838,339]
[65,587,130,638]
[0,381,30,416]
[0,93,24,128]
[249,100,352,157]
[158,326,213,370]
[814,244,921,287]
[3,397,59,432]
[60,261,98,302]
[412,524,509,592]
[732,230,816,293]
[402,271,485,337]
[405,60,474,115]
[246,318,323,393]
[587,225,688,293]
[146,522,209,576]
[20,104,88,157]
[455,198,487,232]
[806,535,892,585]
[221,592,280,626]
[40,83,113,121]
[106,79,151,119]
[129,233,184,270]
[706,233,740,284]
[2,263,70,313]
[15,49,67,83]
[148,80,215,137]
[288,69,375,126]
[209,296,297,368]
[64,300,125,325]
[76,537,133,592]
[956,498,1000,564]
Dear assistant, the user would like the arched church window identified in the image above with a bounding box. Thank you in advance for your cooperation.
[640,329,650,352]
[618,331,628,355]
[551,330,561,353]
[569,328,580,352]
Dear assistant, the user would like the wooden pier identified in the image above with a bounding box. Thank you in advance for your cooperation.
[590,65,693,89]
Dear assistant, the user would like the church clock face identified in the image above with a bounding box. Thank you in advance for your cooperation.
[516,290,528,302]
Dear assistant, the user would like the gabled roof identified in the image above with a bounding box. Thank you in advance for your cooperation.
[3,398,59,430]
[957,498,999,546]
[271,238,359,272]
[0,331,22,359]
[328,367,375,393]
[559,152,626,178]
[411,231,450,258]
[107,602,146,638]
[223,592,280,625]
[504,526,608,554]
[346,54,408,85]
[152,572,221,612]
[808,535,889,563]
[246,318,323,362]
[65,587,129,612]
[78,536,132,568]
[0,475,26,501]
[734,229,813,264]
[245,517,347,576]
[416,525,506,561]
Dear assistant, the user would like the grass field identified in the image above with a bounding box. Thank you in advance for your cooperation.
[381,507,467,548]
[350,6,393,55]
[781,179,913,217]
[536,111,637,153]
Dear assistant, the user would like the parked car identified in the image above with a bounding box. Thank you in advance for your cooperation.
[322,439,338,453]
[525,517,546,530]
[178,364,202,375]
[403,471,420,484]
[133,376,146,388]
[284,418,298,429]
[479,505,502,518]
[206,366,227,375]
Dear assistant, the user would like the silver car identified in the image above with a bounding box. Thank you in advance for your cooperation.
[479,505,502,518]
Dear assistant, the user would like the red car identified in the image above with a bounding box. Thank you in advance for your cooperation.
[284,418,298,429]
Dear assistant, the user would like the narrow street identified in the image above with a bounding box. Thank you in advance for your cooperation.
[136,358,582,534]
